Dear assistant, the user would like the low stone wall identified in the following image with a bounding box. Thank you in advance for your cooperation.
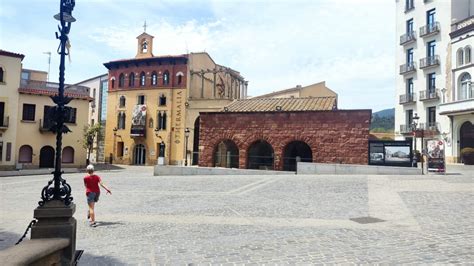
[297,162,422,175]
[0,238,69,266]
[154,165,294,176]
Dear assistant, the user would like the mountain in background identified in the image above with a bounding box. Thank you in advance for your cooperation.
[370,108,395,132]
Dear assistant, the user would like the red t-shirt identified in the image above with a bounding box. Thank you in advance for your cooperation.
[84,174,101,195]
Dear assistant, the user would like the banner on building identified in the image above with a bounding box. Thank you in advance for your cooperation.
[131,105,146,137]
[427,139,445,173]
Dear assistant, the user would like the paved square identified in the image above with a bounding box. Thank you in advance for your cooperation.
[1,166,473,264]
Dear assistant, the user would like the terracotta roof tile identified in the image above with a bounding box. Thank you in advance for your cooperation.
[222,97,337,113]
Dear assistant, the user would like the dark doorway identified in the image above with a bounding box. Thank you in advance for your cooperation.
[283,141,313,171]
[192,116,200,165]
[214,140,239,168]
[0,102,4,126]
[247,140,274,170]
[133,144,146,165]
[39,146,55,168]
[460,122,474,161]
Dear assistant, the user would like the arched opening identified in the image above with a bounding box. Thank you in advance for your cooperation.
[119,95,126,107]
[39,146,55,168]
[151,71,157,86]
[140,72,146,86]
[18,145,33,163]
[458,73,472,100]
[457,49,464,66]
[214,140,239,168]
[465,46,471,64]
[282,141,313,171]
[192,116,200,165]
[133,144,146,165]
[247,140,274,170]
[0,67,4,83]
[62,146,74,163]
[118,73,125,87]
[129,72,135,87]
[163,70,170,86]
[460,121,474,162]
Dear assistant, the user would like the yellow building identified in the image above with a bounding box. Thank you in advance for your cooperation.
[103,32,247,165]
[15,69,91,168]
[254,81,338,104]
[0,50,24,170]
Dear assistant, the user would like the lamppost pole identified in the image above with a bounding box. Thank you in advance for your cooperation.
[184,128,190,166]
[39,0,76,206]
[412,113,423,175]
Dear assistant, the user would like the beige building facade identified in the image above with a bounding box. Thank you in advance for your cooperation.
[0,50,24,169]
[254,81,337,103]
[103,32,247,166]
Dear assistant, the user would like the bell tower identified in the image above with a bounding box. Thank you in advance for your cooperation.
[136,28,154,59]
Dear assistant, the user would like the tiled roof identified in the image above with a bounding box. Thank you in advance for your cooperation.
[0,49,25,60]
[18,88,93,101]
[222,97,337,113]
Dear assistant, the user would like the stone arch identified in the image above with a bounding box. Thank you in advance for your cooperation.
[18,145,33,163]
[247,140,275,170]
[213,139,239,168]
[39,146,55,168]
[62,146,74,163]
[133,143,147,165]
[282,140,313,171]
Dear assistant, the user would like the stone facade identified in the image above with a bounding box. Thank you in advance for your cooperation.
[199,110,371,170]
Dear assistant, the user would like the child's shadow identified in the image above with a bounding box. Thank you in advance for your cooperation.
[94,221,124,227]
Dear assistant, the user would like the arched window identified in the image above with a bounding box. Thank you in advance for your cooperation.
[111,77,115,89]
[118,73,125,87]
[141,39,148,53]
[465,46,472,64]
[119,96,126,107]
[157,111,167,130]
[0,67,4,83]
[176,72,184,85]
[163,70,170,86]
[62,146,74,163]
[18,145,33,163]
[151,71,157,85]
[458,72,472,100]
[140,72,146,86]
[117,112,126,129]
[159,94,166,106]
[129,72,135,87]
[457,49,464,67]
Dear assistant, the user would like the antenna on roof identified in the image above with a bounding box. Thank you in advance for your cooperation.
[43,51,51,82]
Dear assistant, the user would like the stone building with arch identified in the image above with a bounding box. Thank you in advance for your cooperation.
[198,97,371,171]
[103,31,247,166]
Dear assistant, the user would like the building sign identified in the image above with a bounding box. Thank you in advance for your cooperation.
[427,139,445,173]
[131,105,146,137]
[173,90,184,144]
[369,140,413,167]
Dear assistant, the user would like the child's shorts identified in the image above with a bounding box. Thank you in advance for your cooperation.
[86,192,100,203]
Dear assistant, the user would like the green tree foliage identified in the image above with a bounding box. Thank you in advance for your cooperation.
[82,123,101,164]
[370,114,394,133]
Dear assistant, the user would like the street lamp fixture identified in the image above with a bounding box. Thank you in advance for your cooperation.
[184,128,190,166]
[39,0,76,206]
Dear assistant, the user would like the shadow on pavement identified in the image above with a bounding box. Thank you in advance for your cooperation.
[78,253,125,265]
[0,230,22,251]
[94,221,124,227]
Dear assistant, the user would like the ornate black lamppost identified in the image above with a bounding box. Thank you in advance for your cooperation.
[412,113,424,175]
[184,128,190,166]
[39,0,76,206]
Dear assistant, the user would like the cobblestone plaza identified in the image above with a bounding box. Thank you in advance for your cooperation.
[1,166,473,264]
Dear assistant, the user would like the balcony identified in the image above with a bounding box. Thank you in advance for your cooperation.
[399,93,417,104]
[400,124,414,134]
[420,55,440,69]
[420,122,440,132]
[419,89,440,101]
[39,119,54,133]
[130,125,146,137]
[0,116,9,130]
[399,62,416,75]
[405,3,415,13]
[439,97,474,116]
[420,22,440,38]
[400,31,416,45]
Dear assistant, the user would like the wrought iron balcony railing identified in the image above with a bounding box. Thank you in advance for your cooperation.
[420,89,440,101]
[399,93,417,104]
[400,31,416,45]
[400,124,414,134]
[0,116,9,128]
[400,62,416,75]
[420,55,440,69]
[420,22,440,37]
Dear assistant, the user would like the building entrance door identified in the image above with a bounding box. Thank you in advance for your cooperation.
[39,146,55,168]
[134,144,146,165]
[460,122,474,161]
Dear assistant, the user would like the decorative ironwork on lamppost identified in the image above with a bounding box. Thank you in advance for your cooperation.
[184,128,190,166]
[412,113,424,175]
[38,0,76,206]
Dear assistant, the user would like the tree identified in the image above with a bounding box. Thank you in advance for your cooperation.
[82,123,101,165]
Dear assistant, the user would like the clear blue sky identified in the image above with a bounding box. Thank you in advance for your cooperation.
[0,0,396,111]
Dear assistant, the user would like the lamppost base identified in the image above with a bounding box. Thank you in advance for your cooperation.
[31,200,76,265]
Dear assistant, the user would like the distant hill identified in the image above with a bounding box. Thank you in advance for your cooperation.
[370,108,394,132]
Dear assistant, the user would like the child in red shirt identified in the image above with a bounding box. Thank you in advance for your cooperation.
[84,165,111,227]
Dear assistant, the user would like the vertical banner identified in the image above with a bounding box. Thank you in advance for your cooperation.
[427,139,445,173]
[130,105,146,137]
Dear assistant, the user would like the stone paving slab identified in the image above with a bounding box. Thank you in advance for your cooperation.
[0,165,473,264]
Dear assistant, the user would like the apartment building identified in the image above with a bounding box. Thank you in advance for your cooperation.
[395,0,473,161]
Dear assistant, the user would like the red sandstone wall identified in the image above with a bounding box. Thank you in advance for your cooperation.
[198,110,371,170]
